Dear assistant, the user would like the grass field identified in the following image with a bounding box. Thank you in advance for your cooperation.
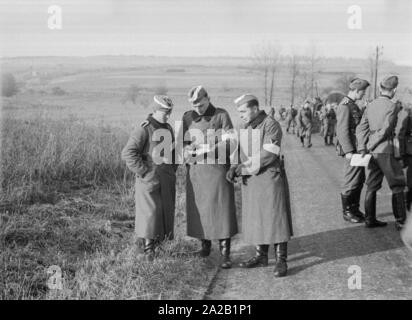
[1,55,412,299]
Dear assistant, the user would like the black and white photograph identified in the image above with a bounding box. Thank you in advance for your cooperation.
[1,0,412,304]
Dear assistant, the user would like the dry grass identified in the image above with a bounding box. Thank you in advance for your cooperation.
[0,113,216,300]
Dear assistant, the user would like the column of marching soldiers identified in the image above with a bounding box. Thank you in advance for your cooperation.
[121,76,412,279]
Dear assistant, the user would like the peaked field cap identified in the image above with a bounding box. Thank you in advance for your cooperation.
[349,78,370,91]
[153,95,174,110]
[234,94,259,107]
[188,85,208,105]
[380,75,399,90]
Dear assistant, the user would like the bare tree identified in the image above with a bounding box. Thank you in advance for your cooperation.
[288,54,301,105]
[299,67,311,101]
[252,42,282,107]
[307,44,322,99]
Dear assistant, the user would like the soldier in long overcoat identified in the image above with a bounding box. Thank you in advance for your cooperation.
[181,86,238,269]
[121,95,177,260]
[227,94,293,277]
[321,103,337,145]
[336,78,370,224]
[285,104,298,134]
[356,76,406,230]
[297,101,313,147]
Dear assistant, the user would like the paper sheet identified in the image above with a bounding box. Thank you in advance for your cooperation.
[350,154,372,167]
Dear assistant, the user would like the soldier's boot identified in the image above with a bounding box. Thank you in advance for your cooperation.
[143,238,155,262]
[351,187,365,221]
[273,242,288,277]
[218,238,232,269]
[341,193,363,223]
[307,136,312,148]
[364,191,387,228]
[324,136,328,146]
[239,245,269,268]
[193,239,212,257]
[406,189,412,211]
[392,192,407,231]
[300,136,305,147]
[329,136,334,146]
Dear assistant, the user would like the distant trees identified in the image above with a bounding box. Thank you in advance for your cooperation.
[252,42,282,108]
[288,54,301,105]
[2,73,18,97]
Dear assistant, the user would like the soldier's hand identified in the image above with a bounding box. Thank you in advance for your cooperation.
[226,167,237,183]
[235,163,246,176]
[360,150,368,158]
[345,152,353,160]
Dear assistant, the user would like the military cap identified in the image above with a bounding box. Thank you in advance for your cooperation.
[349,78,370,91]
[188,85,209,106]
[233,94,259,107]
[380,75,398,90]
[153,95,174,111]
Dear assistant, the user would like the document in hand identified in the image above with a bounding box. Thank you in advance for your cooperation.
[350,154,372,167]
[195,144,211,155]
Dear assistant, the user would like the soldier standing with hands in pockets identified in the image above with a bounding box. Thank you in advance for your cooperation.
[121,95,177,261]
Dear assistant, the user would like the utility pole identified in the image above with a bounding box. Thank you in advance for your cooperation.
[373,46,383,99]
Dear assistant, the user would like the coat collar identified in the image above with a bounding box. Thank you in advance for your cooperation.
[345,96,355,103]
[147,114,170,130]
[192,103,216,122]
[246,110,267,129]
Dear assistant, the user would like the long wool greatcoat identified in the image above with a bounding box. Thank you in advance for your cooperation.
[237,110,293,244]
[182,104,238,240]
[121,115,177,240]
[297,107,313,138]
[321,107,337,138]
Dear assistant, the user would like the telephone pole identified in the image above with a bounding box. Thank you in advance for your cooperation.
[373,46,383,99]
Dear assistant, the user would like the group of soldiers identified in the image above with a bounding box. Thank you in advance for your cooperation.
[285,75,411,232]
[122,86,293,277]
[121,76,412,277]
[285,97,337,148]
[336,76,409,231]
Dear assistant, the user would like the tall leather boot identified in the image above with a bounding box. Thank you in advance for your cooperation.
[364,191,387,228]
[144,238,155,261]
[329,136,334,146]
[406,189,412,211]
[219,238,232,269]
[300,136,305,147]
[324,136,328,146]
[392,192,407,230]
[239,245,269,268]
[273,242,288,277]
[351,187,365,221]
[341,193,363,223]
[307,136,312,148]
[193,239,212,257]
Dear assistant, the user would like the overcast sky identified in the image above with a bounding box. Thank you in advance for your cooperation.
[1,0,411,65]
